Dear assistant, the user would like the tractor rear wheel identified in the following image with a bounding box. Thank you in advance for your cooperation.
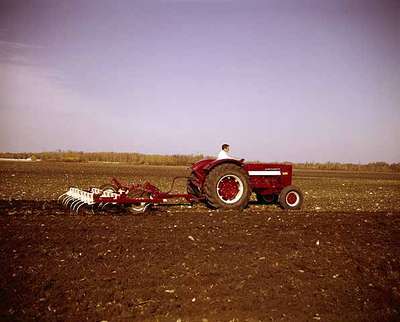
[187,172,201,197]
[278,185,303,210]
[204,163,251,210]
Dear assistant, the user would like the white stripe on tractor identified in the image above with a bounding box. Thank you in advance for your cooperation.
[248,170,281,176]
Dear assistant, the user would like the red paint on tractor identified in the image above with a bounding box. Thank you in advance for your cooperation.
[189,159,293,199]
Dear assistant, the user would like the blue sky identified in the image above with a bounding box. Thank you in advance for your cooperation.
[0,0,399,163]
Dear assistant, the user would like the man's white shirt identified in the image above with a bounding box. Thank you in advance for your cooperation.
[217,150,234,160]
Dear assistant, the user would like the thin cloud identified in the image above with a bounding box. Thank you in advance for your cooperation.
[0,39,43,66]
[0,40,43,49]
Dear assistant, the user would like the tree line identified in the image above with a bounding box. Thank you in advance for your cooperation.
[0,151,399,172]
[0,151,205,166]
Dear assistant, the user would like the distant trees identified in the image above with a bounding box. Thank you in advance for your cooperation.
[0,151,399,172]
[0,151,207,166]
[295,161,400,172]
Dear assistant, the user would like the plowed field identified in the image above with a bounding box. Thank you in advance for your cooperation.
[1,161,399,321]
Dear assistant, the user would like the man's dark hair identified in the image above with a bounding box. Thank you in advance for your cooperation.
[222,144,230,150]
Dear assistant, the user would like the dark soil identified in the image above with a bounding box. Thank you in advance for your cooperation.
[0,162,399,321]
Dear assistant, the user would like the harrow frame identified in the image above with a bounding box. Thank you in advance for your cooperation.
[58,177,204,214]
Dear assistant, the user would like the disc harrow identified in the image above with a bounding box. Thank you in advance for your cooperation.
[58,177,202,214]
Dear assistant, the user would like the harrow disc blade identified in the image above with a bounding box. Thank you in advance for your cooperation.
[70,199,80,211]
[75,202,87,214]
[72,200,83,212]
[63,196,74,207]
[58,193,68,203]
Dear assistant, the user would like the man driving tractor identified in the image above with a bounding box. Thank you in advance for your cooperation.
[217,143,234,160]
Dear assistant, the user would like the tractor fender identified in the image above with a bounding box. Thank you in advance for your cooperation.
[203,159,245,173]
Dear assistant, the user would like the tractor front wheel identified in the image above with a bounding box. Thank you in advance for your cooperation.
[278,185,303,210]
[204,163,251,210]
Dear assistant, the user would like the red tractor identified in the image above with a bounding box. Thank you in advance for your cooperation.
[187,158,303,210]
[59,159,303,213]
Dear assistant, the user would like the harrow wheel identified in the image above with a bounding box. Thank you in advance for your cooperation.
[100,184,117,193]
[204,163,251,210]
[127,191,152,214]
[130,203,152,214]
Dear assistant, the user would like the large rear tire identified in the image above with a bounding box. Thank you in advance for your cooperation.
[204,163,251,210]
[187,172,201,197]
[278,185,303,210]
